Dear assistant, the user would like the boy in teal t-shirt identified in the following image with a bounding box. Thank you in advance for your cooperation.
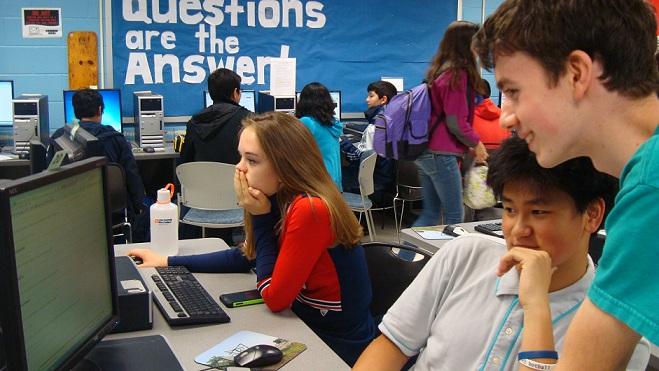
[473,0,659,369]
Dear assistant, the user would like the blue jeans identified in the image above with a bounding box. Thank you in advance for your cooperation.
[413,152,464,227]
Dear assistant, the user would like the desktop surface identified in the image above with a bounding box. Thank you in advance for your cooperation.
[111,238,349,370]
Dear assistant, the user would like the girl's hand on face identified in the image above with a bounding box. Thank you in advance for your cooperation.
[234,168,271,215]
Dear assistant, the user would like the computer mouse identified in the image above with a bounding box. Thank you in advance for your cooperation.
[142,146,155,153]
[443,224,468,237]
[129,255,143,265]
[234,344,283,368]
[18,152,30,160]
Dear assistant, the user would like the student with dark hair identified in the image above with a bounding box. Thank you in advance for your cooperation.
[414,21,489,227]
[47,88,146,240]
[341,80,397,193]
[473,1,659,368]
[181,68,252,165]
[354,137,650,371]
[295,82,343,190]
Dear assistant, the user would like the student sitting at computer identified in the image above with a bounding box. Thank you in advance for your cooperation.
[46,88,147,240]
[181,68,252,165]
[128,112,375,366]
[295,82,343,191]
[353,137,649,370]
[340,80,397,194]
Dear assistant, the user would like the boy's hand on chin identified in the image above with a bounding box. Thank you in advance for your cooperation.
[497,246,555,309]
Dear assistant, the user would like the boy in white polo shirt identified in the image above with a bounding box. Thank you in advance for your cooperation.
[353,137,649,370]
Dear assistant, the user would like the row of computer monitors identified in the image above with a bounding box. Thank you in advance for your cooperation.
[0,81,342,134]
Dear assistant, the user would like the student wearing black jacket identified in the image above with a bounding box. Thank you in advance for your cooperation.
[181,68,252,165]
[47,88,147,241]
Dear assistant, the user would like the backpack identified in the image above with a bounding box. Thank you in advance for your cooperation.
[373,83,432,160]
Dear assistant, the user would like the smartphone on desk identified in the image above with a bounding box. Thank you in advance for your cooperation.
[219,289,264,308]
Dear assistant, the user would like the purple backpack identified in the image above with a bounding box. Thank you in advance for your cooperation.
[373,84,432,160]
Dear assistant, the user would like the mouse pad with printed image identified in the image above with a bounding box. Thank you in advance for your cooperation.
[195,330,306,370]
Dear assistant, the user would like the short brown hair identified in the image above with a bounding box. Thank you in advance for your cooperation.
[473,0,659,98]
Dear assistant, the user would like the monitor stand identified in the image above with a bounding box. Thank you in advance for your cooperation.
[74,335,183,371]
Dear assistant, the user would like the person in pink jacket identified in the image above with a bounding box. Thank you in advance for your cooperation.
[414,21,489,226]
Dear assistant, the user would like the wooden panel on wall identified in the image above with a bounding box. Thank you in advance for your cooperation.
[67,31,98,89]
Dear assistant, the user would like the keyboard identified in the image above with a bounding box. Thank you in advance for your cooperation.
[474,221,504,237]
[144,266,230,326]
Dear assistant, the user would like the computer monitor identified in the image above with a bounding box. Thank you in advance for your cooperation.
[295,90,341,121]
[204,90,256,112]
[0,80,14,127]
[0,157,119,371]
[63,89,123,133]
[53,124,102,164]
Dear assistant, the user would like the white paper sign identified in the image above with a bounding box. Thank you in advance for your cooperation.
[270,58,296,97]
[22,8,62,38]
[381,76,404,92]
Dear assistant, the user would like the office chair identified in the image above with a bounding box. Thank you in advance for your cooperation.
[176,162,244,238]
[362,241,433,318]
[342,151,378,241]
[393,160,424,242]
[106,163,132,243]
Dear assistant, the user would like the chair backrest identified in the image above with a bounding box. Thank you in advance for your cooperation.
[358,151,378,197]
[397,160,421,188]
[105,163,128,213]
[395,160,423,201]
[176,162,238,210]
[362,241,433,317]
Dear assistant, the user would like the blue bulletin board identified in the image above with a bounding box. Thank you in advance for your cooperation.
[112,0,457,116]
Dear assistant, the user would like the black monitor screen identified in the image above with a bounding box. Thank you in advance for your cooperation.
[140,98,162,112]
[0,158,118,370]
[13,102,38,116]
[0,80,14,127]
[63,89,123,133]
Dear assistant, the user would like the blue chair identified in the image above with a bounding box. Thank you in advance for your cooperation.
[176,162,243,238]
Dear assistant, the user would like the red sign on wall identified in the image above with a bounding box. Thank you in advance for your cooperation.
[21,8,62,38]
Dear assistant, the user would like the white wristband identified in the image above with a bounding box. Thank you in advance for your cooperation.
[519,358,556,370]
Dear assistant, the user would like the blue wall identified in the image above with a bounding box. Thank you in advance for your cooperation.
[0,0,504,146]
[0,0,102,139]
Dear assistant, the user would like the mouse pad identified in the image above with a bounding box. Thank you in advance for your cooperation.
[195,330,306,370]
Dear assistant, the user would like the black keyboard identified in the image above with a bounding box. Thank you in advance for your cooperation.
[474,221,504,237]
[146,266,230,326]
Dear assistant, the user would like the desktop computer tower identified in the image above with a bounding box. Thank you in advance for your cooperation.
[257,91,295,114]
[133,91,164,149]
[12,94,49,154]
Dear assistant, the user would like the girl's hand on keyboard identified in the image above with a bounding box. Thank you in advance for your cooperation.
[127,248,168,268]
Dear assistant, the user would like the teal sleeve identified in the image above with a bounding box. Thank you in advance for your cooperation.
[588,183,659,345]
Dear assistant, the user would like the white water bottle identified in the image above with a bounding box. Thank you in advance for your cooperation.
[150,183,178,256]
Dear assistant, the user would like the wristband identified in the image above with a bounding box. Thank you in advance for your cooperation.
[519,358,556,370]
[518,350,559,360]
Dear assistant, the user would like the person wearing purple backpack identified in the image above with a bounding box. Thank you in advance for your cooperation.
[413,21,489,227]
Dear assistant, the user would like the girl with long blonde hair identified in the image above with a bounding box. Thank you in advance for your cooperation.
[128,112,375,366]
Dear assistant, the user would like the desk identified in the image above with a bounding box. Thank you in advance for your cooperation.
[111,238,349,371]
[400,220,501,254]
[0,153,30,179]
